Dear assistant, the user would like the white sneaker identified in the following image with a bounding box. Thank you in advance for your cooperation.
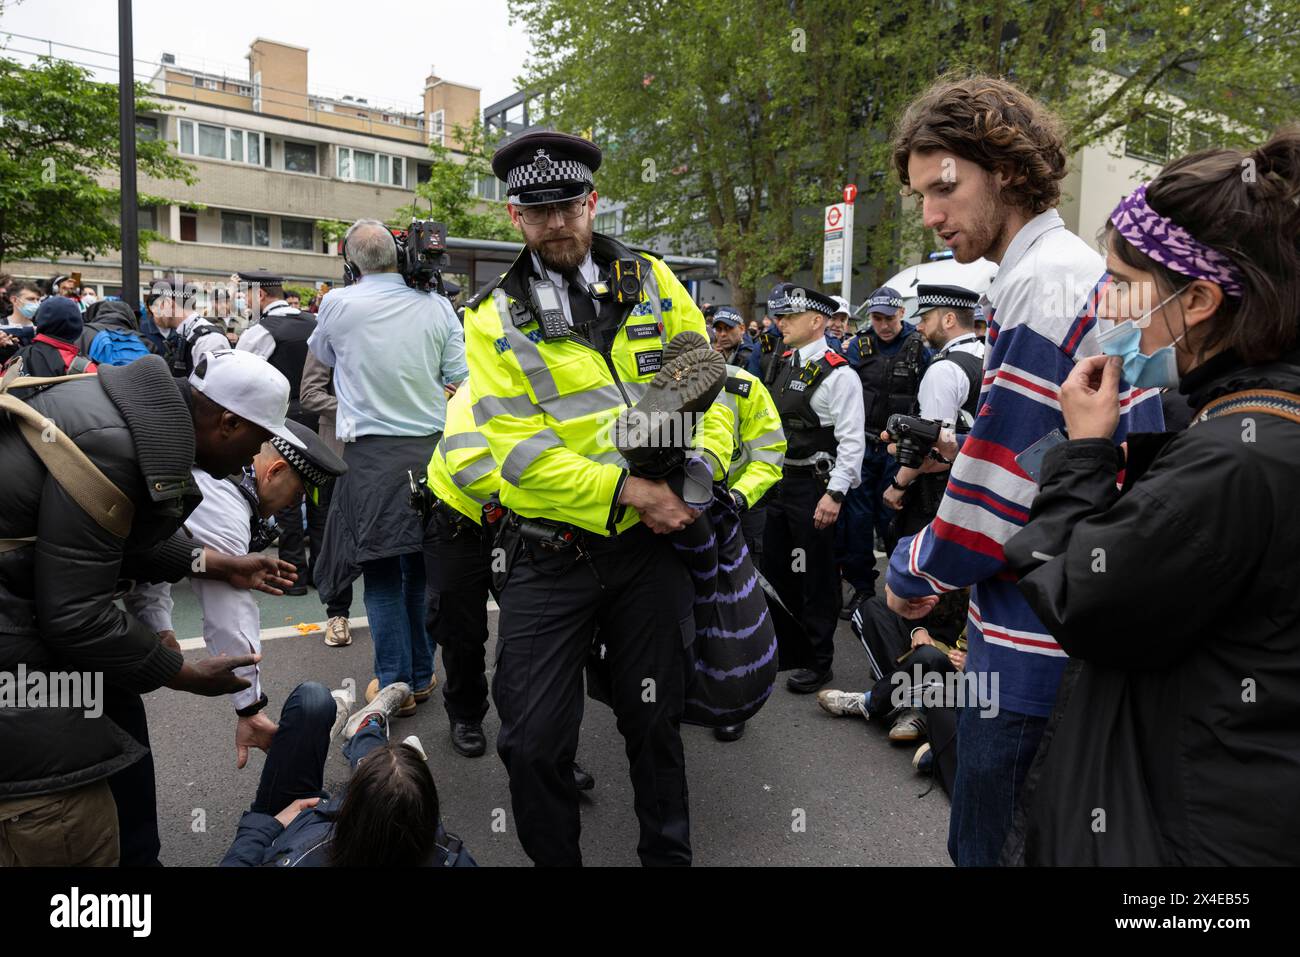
[343,682,412,739]
[401,735,427,760]
[324,616,352,647]
[817,689,868,719]
[329,686,356,739]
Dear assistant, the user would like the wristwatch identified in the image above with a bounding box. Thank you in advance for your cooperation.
[827,489,845,504]
[889,479,909,492]
[731,489,749,512]
[236,693,269,718]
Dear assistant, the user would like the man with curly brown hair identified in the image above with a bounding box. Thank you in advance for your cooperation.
[882,74,1165,865]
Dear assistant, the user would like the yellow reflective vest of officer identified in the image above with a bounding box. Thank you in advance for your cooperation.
[463,237,733,535]
[716,364,786,507]
[426,384,499,525]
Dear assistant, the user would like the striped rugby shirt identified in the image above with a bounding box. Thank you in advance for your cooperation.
[886,209,1166,717]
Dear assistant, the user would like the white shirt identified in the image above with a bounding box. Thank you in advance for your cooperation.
[917,332,986,429]
[792,336,866,494]
[178,313,231,364]
[234,300,298,359]
[182,468,264,711]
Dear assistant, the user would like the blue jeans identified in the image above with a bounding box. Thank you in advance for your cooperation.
[251,682,390,815]
[836,443,897,591]
[947,703,1047,866]
[362,552,434,690]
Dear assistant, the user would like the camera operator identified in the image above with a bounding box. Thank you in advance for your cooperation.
[883,284,985,538]
[237,271,319,595]
[307,219,468,717]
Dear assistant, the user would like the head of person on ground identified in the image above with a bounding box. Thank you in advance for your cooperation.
[915,284,979,351]
[864,285,905,342]
[769,284,839,350]
[6,281,42,326]
[493,130,602,273]
[892,73,1068,266]
[1096,126,1300,385]
[328,740,442,866]
[827,296,852,340]
[189,349,306,478]
[712,307,746,354]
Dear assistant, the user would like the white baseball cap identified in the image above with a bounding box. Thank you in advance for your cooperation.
[188,349,306,449]
[830,295,852,317]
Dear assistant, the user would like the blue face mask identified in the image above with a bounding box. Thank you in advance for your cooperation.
[18,300,39,320]
[1097,284,1189,389]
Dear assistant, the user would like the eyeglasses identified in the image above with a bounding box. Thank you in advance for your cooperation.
[518,194,590,226]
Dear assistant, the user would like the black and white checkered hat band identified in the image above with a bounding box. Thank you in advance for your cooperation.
[919,295,976,309]
[507,158,593,194]
[768,290,836,318]
[271,436,328,488]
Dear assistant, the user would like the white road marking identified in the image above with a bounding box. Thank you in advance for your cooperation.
[178,600,501,650]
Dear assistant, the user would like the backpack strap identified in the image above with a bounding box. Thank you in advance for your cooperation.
[68,354,92,374]
[0,359,134,540]
[1193,389,1300,427]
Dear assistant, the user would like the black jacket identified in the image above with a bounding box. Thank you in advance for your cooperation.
[0,355,200,798]
[1003,348,1300,865]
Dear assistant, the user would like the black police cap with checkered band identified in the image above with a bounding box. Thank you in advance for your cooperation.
[766,282,839,318]
[491,130,602,206]
[269,420,347,495]
[916,283,980,312]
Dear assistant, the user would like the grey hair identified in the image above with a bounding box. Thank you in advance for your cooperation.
[344,219,398,274]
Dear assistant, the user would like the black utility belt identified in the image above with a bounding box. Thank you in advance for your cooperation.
[433,500,482,536]
[506,510,585,552]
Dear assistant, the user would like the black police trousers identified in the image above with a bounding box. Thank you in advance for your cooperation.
[493,522,693,866]
[427,509,492,724]
[762,467,842,671]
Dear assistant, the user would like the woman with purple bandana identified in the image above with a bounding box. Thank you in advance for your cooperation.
[1001,127,1300,865]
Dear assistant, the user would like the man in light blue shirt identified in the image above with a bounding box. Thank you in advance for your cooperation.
[308,219,468,717]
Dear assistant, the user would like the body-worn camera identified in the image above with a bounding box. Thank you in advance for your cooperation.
[886,413,944,470]
[611,258,643,304]
[343,219,449,295]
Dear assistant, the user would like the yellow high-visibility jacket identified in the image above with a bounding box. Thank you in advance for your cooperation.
[426,385,498,525]
[463,235,733,535]
[717,364,786,507]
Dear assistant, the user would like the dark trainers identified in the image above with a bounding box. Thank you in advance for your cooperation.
[786,668,834,694]
[839,587,872,621]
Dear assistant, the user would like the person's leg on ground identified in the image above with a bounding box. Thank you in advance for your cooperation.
[250,681,336,815]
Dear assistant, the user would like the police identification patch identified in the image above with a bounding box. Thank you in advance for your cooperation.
[788,380,808,392]
[626,323,659,341]
[724,376,752,398]
[636,349,663,376]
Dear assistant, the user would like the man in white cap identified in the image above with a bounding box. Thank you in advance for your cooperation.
[826,295,853,354]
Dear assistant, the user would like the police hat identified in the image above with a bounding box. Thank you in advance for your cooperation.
[916,284,980,313]
[711,307,743,328]
[865,286,904,316]
[492,130,602,207]
[767,282,839,319]
[271,419,347,505]
[237,270,284,287]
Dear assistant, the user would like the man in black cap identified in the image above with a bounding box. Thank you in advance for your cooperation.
[761,283,866,694]
[710,307,754,368]
[462,129,734,866]
[236,270,320,595]
[180,417,346,767]
[882,284,985,536]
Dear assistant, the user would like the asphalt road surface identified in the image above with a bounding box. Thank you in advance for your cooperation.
[146,567,952,867]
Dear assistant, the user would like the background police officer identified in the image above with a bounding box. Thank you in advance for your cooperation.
[462,130,733,866]
[761,283,865,695]
[237,271,319,595]
[837,286,930,620]
[710,307,754,368]
[883,284,985,538]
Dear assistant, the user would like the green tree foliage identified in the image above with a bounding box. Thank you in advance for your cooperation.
[391,118,516,241]
[510,0,1300,311]
[0,56,195,267]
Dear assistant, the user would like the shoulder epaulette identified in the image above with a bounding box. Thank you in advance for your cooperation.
[781,349,794,358]
[464,273,507,311]
[824,351,848,368]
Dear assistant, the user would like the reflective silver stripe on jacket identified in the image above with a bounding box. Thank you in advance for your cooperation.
[500,428,564,485]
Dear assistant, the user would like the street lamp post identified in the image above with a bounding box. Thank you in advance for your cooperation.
[118,0,139,309]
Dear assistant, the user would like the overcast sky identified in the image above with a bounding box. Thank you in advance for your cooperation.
[0,0,533,112]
